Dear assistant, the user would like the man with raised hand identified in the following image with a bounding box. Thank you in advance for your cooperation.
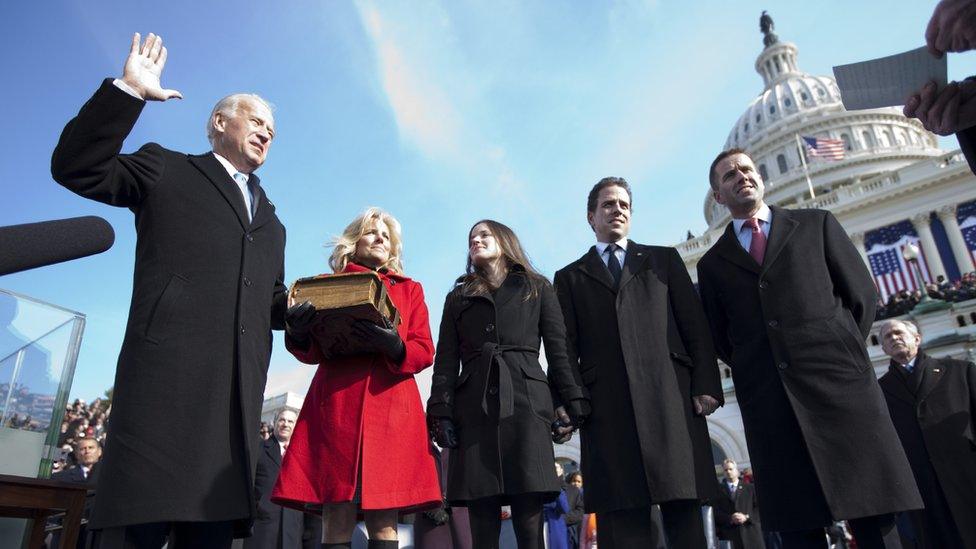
[52,33,289,548]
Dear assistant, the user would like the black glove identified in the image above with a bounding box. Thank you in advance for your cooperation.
[428,416,459,449]
[352,319,406,362]
[285,301,317,341]
[564,398,591,426]
[423,507,451,526]
[551,405,579,444]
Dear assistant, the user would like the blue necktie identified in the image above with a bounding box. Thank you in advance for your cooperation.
[233,172,253,221]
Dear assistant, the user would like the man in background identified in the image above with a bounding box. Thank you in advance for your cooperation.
[878,319,976,548]
[247,409,322,549]
[714,459,764,549]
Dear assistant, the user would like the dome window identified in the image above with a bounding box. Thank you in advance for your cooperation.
[745,122,750,133]
[785,97,793,107]
[841,133,852,151]
[818,88,826,97]
[777,154,788,174]
[759,164,769,181]
[800,91,809,101]
[862,131,875,148]
[756,113,761,123]
[769,105,776,114]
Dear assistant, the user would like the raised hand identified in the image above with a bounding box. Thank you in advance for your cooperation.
[120,33,183,101]
[926,0,976,57]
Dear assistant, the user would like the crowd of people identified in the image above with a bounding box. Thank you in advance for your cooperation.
[875,272,976,319]
[53,397,110,474]
[29,1,976,548]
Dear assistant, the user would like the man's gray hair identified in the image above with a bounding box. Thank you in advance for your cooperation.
[206,93,275,146]
[274,407,297,422]
[878,318,921,339]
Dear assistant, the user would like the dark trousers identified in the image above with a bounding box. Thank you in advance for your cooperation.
[90,521,235,549]
[779,515,901,549]
[467,494,544,549]
[596,500,704,549]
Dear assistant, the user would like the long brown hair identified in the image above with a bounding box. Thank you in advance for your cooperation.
[461,219,544,299]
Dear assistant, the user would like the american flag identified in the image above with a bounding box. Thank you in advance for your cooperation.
[961,215,976,271]
[803,136,845,161]
[865,220,931,302]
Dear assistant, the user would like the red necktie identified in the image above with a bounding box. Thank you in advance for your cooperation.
[744,218,766,265]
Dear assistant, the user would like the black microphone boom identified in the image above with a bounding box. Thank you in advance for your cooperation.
[0,216,115,276]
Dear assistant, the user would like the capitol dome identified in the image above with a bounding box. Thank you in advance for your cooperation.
[703,15,942,229]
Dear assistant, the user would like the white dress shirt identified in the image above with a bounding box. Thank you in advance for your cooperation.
[595,238,628,268]
[731,203,772,253]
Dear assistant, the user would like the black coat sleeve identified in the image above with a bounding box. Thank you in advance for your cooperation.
[957,125,976,176]
[696,261,733,366]
[553,269,587,402]
[271,228,288,331]
[51,79,164,208]
[427,292,461,418]
[822,211,878,337]
[668,248,723,402]
[539,279,586,405]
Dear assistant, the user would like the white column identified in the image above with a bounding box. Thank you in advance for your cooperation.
[849,231,871,273]
[936,204,975,275]
[911,213,947,280]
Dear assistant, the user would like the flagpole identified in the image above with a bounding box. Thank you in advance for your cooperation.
[795,133,816,199]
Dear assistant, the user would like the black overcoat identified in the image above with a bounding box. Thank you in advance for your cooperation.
[427,268,585,504]
[696,206,922,531]
[553,242,723,514]
[879,352,976,548]
[957,125,976,175]
[51,80,287,529]
[246,436,322,549]
[714,482,765,549]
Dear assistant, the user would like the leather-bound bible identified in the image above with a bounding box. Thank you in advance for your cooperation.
[289,272,401,357]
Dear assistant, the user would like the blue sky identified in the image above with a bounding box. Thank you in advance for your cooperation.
[2,0,974,402]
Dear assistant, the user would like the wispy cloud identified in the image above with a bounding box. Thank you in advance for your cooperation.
[353,1,527,198]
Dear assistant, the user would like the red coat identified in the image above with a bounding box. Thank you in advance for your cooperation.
[272,263,441,513]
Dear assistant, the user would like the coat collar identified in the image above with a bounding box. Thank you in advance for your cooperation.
[265,435,282,467]
[189,152,276,231]
[881,352,946,404]
[880,363,916,406]
[454,264,529,306]
[574,240,650,293]
[711,205,798,275]
[342,261,412,283]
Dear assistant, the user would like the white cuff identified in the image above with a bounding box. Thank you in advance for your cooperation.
[112,79,144,100]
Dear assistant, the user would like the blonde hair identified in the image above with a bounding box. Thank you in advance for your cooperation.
[329,207,404,274]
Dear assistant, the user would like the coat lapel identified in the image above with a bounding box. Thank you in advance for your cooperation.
[618,241,651,292]
[189,153,251,230]
[267,436,282,467]
[879,364,916,406]
[713,223,761,275]
[915,353,947,403]
[762,206,798,272]
[249,176,278,231]
[576,246,615,292]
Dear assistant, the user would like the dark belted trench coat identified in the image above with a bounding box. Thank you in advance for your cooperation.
[427,268,586,504]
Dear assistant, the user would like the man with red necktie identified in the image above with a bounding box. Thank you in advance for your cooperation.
[696,149,922,549]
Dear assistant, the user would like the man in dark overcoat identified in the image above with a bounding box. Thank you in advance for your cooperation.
[50,33,288,547]
[247,409,322,549]
[697,149,922,549]
[878,319,976,549]
[553,177,723,548]
[714,459,764,549]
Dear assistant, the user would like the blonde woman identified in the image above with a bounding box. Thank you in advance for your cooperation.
[272,208,441,549]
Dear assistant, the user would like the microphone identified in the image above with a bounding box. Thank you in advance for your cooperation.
[0,216,115,276]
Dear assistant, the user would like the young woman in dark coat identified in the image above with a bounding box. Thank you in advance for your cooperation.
[427,219,589,549]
